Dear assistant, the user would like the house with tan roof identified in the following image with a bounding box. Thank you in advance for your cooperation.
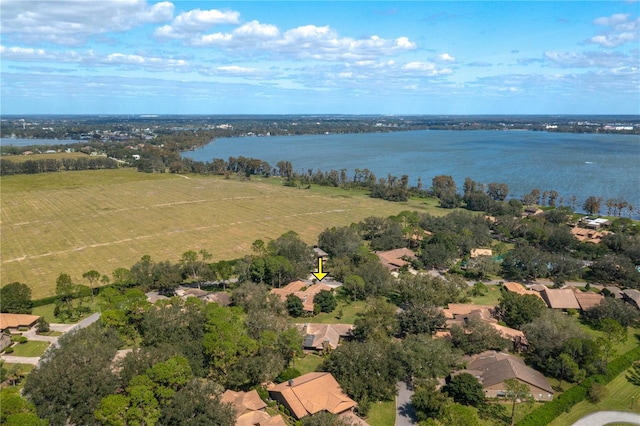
[459,351,553,401]
[570,227,610,244]
[470,248,493,258]
[271,281,334,313]
[0,313,41,331]
[539,288,580,310]
[573,291,604,311]
[503,282,544,300]
[600,286,623,299]
[220,389,286,426]
[375,248,416,271]
[297,323,353,351]
[440,304,527,351]
[267,372,357,420]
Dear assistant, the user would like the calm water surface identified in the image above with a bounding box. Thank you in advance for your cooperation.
[184,130,640,212]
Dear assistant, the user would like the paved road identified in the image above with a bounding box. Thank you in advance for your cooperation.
[396,381,417,426]
[572,411,640,426]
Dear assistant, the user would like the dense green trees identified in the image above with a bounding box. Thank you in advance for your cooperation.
[443,373,485,407]
[321,340,404,415]
[0,282,33,313]
[496,289,547,329]
[450,317,510,355]
[24,324,122,425]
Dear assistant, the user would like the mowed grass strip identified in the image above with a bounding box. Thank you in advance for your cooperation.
[2,169,445,298]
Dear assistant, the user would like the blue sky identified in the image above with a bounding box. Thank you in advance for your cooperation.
[1,1,638,115]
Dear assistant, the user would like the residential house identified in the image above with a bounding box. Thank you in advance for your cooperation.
[539,288,580,310]
[503,282,544,300]
[221,389,286,426]
[0,313,41,332]
[623,289,640,310]
[267,372,357,420]
[573,291,604,311]
[570,227,610,244]
[582,218,611,230]
[313,247,329,263]
[297,323,353,351]
[459,351,554,401]
[375,248,416,271]
[528,283,548,293]
[441,304,527,351]
[522,206,543,217]
[271,281,333,313]
[470,248,493,258]
[600,286,624,299]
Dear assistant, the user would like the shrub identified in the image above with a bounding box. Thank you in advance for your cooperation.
[3,347,14,354]
[587,383,608,403]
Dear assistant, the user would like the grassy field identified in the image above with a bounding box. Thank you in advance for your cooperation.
[292,300,368,325]
[9,341,50,357]
[2,152,88,163]
[549,368,640,426]
[294,353,324,375]
[367,400,397,426]
[1,169,448,298]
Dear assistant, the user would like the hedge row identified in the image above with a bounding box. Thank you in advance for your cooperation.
[517,346,640,426]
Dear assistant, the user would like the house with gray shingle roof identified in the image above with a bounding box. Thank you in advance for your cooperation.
[459,351,553,401]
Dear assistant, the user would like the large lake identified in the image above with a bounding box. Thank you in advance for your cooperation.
[184,130,640,214]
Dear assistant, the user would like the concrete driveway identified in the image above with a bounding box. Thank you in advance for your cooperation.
[396,381,417,426]
[572,411,640,426]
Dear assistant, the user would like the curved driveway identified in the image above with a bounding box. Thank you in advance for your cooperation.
[572,411,640,426]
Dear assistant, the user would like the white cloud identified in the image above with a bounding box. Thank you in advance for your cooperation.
[438,53,456,62]
[403,61,451,76]
[0,44,190,72]
[154,8,240,39]
[190,21,415,61]
[545,50,639,68]
[589,13,639,47]
[0,0,175,45]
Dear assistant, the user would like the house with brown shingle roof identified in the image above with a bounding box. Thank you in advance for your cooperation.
[375,248,416,271]
[459,351,553,401]
[539,288,580,310]
[220,389,286,426]
[0,313,41,331]
[267,372,357,420]
[623,289,640,310]
[271,281,333,313]
[573,291,604,311]
[297,323,353,351]
[503,282,544,300]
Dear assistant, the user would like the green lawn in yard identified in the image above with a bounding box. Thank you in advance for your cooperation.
[549,367,640,426]
[469,285,502,306]
[32,301,100,324]
[294,353,324,375]
[367,400,396,426]
[36,330,63,337]
[9,340,50,357]
[2,363,35,375]
[292,300,368,325]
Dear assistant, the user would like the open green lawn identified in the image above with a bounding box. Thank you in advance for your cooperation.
[2,363,35,375]
[9,341,50,357]
[32,300,101,324]
[294,353,324,375]
[469,285,503,306]
[292,300,368,325]
[549,367,640,426]
[367,400,396,426]
[1,169,450,298]
[2,152,88,163]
